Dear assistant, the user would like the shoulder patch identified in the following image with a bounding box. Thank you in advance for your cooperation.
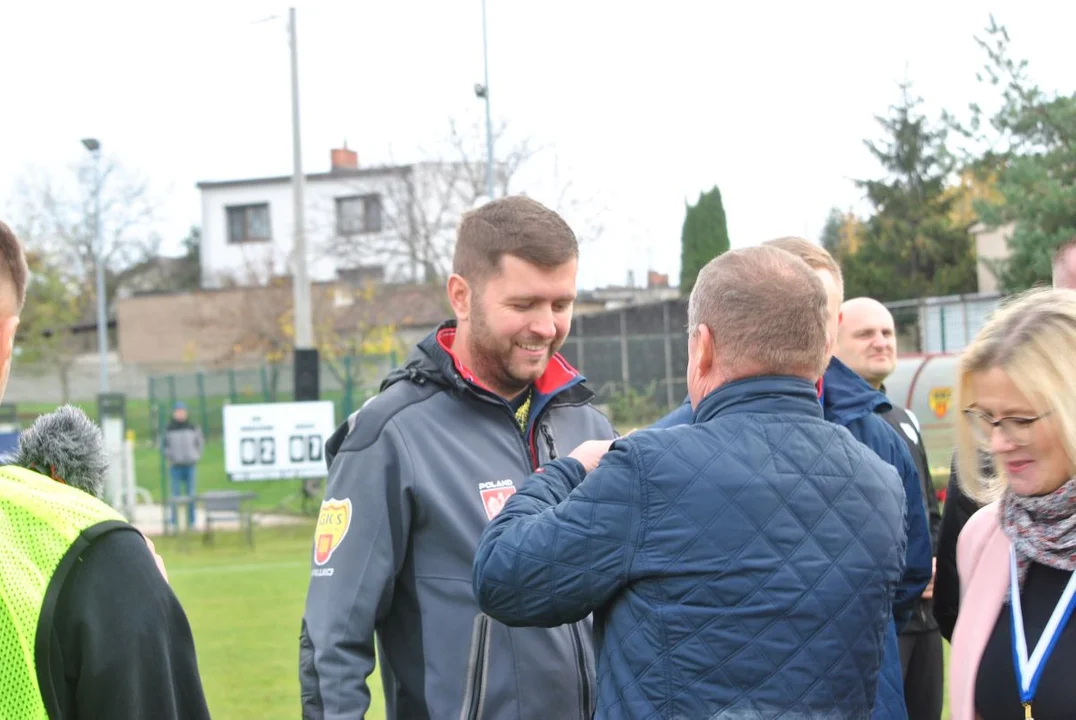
[313,497,351,567]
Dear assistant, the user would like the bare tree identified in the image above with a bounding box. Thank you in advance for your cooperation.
[5,154,163,397]
[9,155,162,307]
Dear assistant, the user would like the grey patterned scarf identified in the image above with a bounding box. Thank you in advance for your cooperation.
[1000,477,1076,593]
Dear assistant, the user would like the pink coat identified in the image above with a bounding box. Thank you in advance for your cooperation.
[949,501,1011,720]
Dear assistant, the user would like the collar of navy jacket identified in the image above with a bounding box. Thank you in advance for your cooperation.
[690,375,827,425]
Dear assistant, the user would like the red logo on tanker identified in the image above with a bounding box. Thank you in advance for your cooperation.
[479,479,516,520]
[314,498,352,566]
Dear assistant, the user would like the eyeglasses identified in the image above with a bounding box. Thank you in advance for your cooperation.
[962,408,1052,448]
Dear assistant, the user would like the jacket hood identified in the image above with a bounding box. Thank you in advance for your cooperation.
[822,356,892,425]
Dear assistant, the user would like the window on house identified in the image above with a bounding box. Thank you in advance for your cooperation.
[226,204,272,243]
[336,194,383,235]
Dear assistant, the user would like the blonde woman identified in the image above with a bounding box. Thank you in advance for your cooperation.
[949,287,1076,720]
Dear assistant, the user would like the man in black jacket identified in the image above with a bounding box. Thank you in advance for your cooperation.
[0,220,210,720]
[837,296,943,720]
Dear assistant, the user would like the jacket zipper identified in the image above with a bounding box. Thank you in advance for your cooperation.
[540,423,558,461]
[569,622,593,719]
[468,385,594,716]
[461,614,492,720]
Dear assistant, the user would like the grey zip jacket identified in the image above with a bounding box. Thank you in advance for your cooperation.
[164,420,203,466]
[299,321,616,720]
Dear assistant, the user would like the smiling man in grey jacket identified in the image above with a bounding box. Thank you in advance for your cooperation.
[299,196,616,720]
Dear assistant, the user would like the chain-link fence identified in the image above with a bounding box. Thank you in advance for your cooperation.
[143,292,1005,434]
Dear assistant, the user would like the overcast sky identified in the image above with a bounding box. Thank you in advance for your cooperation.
[2,1,1073,289]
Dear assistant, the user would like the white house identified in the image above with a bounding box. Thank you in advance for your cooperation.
[197,146,477,288]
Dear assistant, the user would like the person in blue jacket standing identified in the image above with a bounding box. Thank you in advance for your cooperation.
[651,236,932,720]
[473,245,909,718]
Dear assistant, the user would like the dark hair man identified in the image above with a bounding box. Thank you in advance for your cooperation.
[300,196,617,719]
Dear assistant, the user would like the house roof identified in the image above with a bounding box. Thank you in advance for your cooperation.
[196,164,412,191]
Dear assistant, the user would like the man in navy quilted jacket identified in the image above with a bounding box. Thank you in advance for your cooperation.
[651,237,933,720]
[473,245,908,719]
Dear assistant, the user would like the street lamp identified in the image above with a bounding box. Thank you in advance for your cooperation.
[81,137,108,392]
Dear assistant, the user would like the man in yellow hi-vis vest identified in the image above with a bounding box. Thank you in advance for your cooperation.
[0,219,210,719]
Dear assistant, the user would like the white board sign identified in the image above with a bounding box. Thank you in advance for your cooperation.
[223,401,336,481]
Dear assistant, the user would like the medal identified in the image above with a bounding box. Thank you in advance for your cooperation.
[1009,548,1076,720]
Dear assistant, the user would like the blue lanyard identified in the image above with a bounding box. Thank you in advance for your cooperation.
[1009,547,1076,718]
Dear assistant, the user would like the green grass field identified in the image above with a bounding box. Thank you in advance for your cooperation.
[155,523,385,720]
[15,400,954,718]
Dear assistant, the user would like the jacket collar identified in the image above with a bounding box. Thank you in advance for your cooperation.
[692,375,825,424]
[433,325,581,397]
[385,320,590,406]
[822,356,892,424]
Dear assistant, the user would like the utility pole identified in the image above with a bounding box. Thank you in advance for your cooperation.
[475,0,494,200]
[81,138,108,392]
[288,6,318,400]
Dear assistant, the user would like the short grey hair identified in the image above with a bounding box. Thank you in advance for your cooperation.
[12,405,109,499]
[688,245,830,379]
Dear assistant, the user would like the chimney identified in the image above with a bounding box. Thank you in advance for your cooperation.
[331,142,358,171]
[647,270,669,288]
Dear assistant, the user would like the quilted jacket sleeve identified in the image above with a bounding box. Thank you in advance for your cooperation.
[472,444,645,628]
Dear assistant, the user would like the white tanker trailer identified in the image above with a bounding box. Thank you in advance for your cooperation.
[883,353,961,486]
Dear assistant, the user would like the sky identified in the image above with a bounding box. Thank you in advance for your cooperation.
[2,1,1074,290]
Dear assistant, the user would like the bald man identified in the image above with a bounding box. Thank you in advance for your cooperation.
[836,297,943,720]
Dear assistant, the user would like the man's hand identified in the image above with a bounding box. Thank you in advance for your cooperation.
[922,557,936,600]
[568,440,615,473]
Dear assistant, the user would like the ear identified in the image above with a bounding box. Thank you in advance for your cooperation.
[838,310,844,326]
[695,323,716,377]
[446,274,472,322]
[0,315,18,366]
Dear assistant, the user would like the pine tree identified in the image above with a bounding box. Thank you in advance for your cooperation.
[844,82,977,301]
[679,186,730,295]
[820,207,844,259]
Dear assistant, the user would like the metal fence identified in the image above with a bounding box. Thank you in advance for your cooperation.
[143,292,1010,433]
[887,292,1004,355]
[146,353,399,443]
[560,292,1008,423]
[559,300,689,421]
